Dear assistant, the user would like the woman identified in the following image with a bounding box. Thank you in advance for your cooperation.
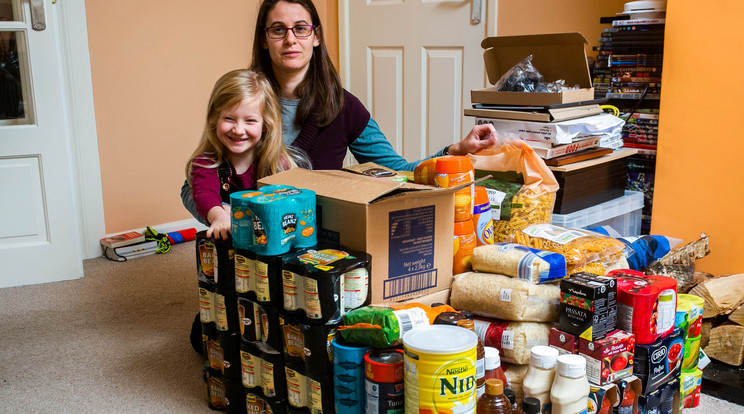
[182,0,496,223]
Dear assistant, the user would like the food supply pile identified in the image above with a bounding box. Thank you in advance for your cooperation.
[192,157,715,413]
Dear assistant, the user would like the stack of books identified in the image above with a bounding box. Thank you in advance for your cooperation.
[100,230,158,261]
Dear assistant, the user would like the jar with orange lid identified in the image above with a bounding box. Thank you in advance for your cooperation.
[472,185,494,246]
[413,157,442,185]
[453,220,476,275]
[434,156,474,222]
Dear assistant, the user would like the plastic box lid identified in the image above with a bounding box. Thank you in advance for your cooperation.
[551,191,644,230]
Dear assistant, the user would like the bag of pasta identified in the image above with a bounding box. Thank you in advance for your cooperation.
[468,132,559,242]
[508,223,626,274]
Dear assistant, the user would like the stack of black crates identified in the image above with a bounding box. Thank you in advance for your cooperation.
[195,230,371,413]
[593,14,665,234]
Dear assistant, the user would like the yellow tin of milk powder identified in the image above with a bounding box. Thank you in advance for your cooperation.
[403,325,477,414]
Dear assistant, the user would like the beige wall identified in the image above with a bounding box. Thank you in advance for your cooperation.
[86,1,742,275]
[86,1,335,234]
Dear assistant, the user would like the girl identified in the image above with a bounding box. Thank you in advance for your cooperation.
[185,69,307,240]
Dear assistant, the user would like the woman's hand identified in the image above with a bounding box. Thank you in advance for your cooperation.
[448,123,497,156]
[206,204,232,240]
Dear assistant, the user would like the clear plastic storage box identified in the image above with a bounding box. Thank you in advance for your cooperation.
[551,191,644,236]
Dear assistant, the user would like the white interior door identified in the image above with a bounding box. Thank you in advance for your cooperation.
[0,0,83,288]
[339,0,497,164]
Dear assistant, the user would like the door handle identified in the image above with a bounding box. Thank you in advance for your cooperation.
[31,0,46,31]
[471,0,482,25]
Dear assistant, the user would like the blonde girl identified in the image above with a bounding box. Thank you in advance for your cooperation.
[186,69,307,239]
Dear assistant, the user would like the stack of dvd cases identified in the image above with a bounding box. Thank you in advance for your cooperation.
[593,13,665,234]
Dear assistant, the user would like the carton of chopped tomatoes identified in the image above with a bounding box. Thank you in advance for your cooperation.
[579,329,635,386]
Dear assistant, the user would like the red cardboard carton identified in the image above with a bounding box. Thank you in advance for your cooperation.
[549,327,578,355]
[579,329,635,385]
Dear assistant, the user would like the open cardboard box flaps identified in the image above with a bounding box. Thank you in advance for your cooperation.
[472,32,595,106]
[258,168,487,303]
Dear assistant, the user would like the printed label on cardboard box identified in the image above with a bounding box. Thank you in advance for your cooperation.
[385,206,438,299]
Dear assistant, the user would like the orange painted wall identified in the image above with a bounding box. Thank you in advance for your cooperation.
[651,1,744,276]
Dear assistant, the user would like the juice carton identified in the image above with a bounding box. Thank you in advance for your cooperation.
[579,329,635,385]
[609,269,678,345]
[559,273,617,341]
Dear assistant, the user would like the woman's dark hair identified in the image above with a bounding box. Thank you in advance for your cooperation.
[251,0,344,127]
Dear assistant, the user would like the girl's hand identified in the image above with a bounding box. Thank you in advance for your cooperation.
[448,123,497,155]
[206,205,232,240]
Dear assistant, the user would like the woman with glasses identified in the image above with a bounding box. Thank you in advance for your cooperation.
[181,0,496,225]
[251,0,496,170]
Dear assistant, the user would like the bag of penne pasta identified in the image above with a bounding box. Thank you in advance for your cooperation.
[468,132,559,242]
[507,223,627,274]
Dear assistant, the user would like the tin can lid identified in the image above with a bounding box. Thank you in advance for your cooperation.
[403,325,477,354]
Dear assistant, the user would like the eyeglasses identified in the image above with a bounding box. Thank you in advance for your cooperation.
[265,25,316,39]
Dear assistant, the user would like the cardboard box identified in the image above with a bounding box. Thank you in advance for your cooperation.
[579,329,635,386]
[472,33,595,106]
[549,327,578,355]
[588,382,618,414]
[615,376,643,413]
[559,273,618,341]
[396,288,451,306]
[464,104,603,123]
[258,169,458,303]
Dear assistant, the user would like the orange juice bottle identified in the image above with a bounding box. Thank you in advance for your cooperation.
[472,186,494,246]
[434,156,474,222]
[453,220,476,275]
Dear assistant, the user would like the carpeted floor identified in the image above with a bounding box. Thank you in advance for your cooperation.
[0,241,742,413]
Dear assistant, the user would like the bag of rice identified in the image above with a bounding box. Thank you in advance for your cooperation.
[472,243,567,283]
[472,317,553,364]
[503,364,529,404]
[450,272,560,322]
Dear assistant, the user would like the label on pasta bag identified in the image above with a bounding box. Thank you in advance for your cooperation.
[522,223,588,245]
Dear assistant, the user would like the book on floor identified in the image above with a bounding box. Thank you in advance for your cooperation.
[100,230,145,249]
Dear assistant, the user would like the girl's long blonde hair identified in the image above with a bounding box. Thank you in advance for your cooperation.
[186,69,305,185]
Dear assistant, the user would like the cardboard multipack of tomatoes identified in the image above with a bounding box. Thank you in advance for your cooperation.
[579,329,635,386]
[632,327,684,396]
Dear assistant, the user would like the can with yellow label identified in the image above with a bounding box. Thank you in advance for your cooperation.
[403,325,478,414]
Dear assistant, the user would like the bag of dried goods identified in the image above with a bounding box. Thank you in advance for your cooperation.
[471,243,567,284]
[503,364,530,403]
[338,302,457,348]
[508,223,626,274]
[450,272,560,322]
[472,317,553,364]
[468,132,559,243]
